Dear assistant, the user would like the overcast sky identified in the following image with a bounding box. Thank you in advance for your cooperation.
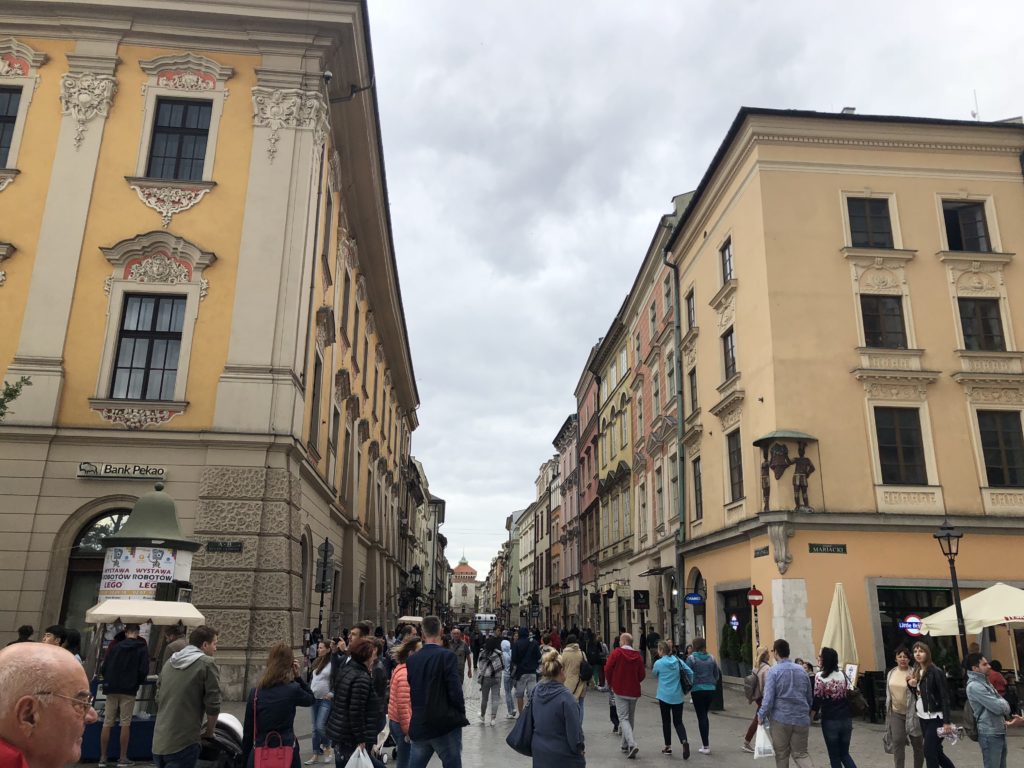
[368,2,1024,577]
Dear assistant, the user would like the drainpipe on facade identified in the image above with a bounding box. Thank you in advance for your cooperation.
[662,242,688,649]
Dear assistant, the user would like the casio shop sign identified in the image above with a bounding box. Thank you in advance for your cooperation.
[78,462,167,480]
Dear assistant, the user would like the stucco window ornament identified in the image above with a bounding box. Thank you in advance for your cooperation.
[0,242,14,286]
[60,72,117,149]
[251,87,328,162]
[340,230,359,271]
[855,369,937,402]
[355,274,367,303]
[357,418,370,444]
[101,231,216,300]
[709,388,745,429]
[140,52,232,95]
[97,406,179,431]
[0,56,26,76]
[315,305,336,349]
[125,178,216,228]
[365,311,376,338]
[709,278,738,330]
[334,370,352,403]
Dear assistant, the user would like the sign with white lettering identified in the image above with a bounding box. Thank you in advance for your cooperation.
[100,546,177,599]
[808,543,847,554]
[78,462,167,480]
[898,615,923,636]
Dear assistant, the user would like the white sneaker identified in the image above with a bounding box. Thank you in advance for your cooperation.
[741,742,755,754]
[304,757,319,765]
[698,747,711,754]
[321,754,333,763]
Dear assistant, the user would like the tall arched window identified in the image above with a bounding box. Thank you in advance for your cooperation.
[62,509,132,657]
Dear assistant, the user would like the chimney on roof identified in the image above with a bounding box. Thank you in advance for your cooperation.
[841,107,856,115]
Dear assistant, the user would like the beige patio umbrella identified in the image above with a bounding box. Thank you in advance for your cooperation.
[821,583,859,677]
[919,582,1024,676]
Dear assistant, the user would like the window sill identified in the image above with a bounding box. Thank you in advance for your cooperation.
[842,246,917,261]
[88,397,187,430]
[937,250,1014,265]
[126,177,216,228]
[306,440,322,463]
[954,349,1024,376]
[0,168,20,192]
[981,487,1024,515]
[856,348,924,372]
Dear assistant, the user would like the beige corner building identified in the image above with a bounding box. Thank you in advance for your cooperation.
[0,0,419,697]
[660,108,1024,675]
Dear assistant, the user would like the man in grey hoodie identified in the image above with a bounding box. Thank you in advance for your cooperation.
[965,652,1024,768]
[500,632,515,718]
[152,625,221,768]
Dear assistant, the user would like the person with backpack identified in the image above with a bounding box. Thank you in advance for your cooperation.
[812,647,857,768]
[884,645,923,768]
[652,640,692,758]
[511,626,541,714]
[477,636,505,726]
[742,646,772,754]
[99,623,150,768]
[686,637,721,755]
[584,631,607,690]
[965,652,1024,768]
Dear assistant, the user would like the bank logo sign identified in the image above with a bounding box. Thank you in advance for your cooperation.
[77,461,167,480]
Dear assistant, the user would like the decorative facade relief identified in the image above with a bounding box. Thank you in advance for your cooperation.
[856,369,937,402]
[126,179,215,227]
[60,72,117,149]
[315,306,336,348]
[340,230,358,271]
[251,87,328,162]
[141,52,233,92]
[355,274,367,303]
[709,388,744,429]
[334,370,352,402]
[0,38,47,75]
[102,230,216,299]
[365,311,376,338]
[767,521,794,575]
[97,406,180,430]
[0,170,17,192]
[0,242,13,287]
[709,279,738,330]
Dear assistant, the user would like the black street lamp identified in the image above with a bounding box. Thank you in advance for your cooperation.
[933,519,969,658]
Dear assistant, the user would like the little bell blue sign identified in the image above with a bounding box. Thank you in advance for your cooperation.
[684,592,703,605]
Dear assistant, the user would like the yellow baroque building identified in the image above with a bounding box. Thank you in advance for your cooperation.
[0,0,418,697]
[659,108,1024,680]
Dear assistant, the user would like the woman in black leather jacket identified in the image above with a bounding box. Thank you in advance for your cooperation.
[907,641,955,768]
[325,637,382,767]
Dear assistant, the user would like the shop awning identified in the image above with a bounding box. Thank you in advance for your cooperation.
[85,599,206,626]
[637,566,673,577]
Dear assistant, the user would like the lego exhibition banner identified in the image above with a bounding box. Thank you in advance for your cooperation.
[100,546,177,599]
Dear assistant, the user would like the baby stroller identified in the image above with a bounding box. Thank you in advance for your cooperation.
[371,723,396,766]
[197,714,245,768]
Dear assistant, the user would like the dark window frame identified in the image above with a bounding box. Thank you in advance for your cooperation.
[720,238,734,283]
[860,294,908,349]
[685,290,695,330]
[110,294,186,402]
[722,327,737,380]
[0,86,22,168]
[309,353,323,449]
[942,200,991,253]
[688,367,698,412]
[958,297,1005,352]
[874,406,928,486]
[978,410,1024,488]
[692,456,703,521]
[847,196,894,249]
[145,97,213,182]
[727,429,744,502]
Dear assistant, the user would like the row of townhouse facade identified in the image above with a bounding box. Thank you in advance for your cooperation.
[486,107,1024,676]
[0,0,436,698]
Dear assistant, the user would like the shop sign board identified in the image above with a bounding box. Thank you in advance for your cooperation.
[684,592,704,605]
[633,590,650,610]
[898,614,923,636]
[100,546,176,599]
[78,461,167,480]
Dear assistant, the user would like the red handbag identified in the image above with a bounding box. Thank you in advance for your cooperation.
[252,689,293,768]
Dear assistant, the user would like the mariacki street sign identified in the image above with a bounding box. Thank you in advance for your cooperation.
[77,461,167,480]
[808,543,847,554]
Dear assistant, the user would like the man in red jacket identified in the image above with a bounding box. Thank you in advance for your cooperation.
[604,632,645,759]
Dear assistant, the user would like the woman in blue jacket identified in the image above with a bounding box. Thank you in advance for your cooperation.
[686,637,721,755]
[653,641,692,758]
[529,649,585,767]
[243,642,315,768]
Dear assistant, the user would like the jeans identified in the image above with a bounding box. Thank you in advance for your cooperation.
[886,708,924,768]
[408,728,462,768]
[615,695,638,750]
[502,671,515,715]
[746,697,764,744]
[769,723,813,768]
[153,743,201,768]
[578,697,585,722]
[311,698,332,754]
[821,717,857,768]
[978,733,1007,768]
[480,677,500,719]
[691,690,713,747]
[388,719,410,768]
[658,700,688,747]
[595,663,606,687]
[920,717,955,768]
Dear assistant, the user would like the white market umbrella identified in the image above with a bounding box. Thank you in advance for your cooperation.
[821,583,859,672]
[919,582,1024,675]
[85,599,205,626]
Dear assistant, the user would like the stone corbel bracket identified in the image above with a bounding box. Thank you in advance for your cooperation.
[251,87,327,162]
[767,521,794,575]
[60,69,117,149]
[126,177,216,227]
[0,241,15,286]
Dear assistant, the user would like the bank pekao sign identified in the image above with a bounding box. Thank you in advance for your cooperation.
[77,461,167,480]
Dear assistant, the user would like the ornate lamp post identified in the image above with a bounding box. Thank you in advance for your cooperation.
[933,520,969,658]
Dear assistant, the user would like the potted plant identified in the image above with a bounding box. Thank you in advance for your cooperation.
[719,625,741,676]
[739,622,753,677]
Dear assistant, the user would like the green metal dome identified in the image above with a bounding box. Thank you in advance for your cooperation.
[103,482,200,551]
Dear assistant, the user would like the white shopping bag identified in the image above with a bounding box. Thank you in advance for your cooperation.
[754,724,775,759]
[344,746,375,768]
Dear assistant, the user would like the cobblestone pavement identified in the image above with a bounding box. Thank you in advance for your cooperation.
[161,676,1012,768]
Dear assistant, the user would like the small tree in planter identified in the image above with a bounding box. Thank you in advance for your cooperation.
[738,621,753,677]
[719,625,741,676]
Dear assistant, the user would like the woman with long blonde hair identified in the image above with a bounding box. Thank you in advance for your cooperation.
[528,649,585,767]
[907,641,955,768]
[242,642,315,768]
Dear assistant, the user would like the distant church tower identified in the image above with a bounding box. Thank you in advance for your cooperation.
[450,555,479,623]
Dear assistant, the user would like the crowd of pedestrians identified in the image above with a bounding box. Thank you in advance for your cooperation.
[2,617,1024,768]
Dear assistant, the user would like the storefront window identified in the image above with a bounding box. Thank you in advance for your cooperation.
[877,586,959,671]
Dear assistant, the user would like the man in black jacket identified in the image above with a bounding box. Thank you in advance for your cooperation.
[406,616,466,768]
[510,626,540,714]
[99,624,149,767]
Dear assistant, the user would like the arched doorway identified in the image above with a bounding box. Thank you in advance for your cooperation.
[688,568,707,641]
[61,508,131,658]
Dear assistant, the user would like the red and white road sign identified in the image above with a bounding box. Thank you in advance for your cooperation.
[747,588,764,606]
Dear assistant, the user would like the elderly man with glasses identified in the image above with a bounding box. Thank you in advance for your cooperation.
[0,641,99,768]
